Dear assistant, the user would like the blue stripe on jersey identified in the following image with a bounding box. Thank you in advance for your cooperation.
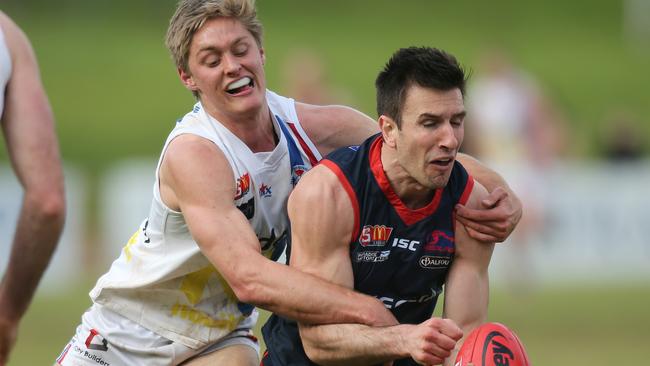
[276,115,310,186]
[276,115,304,170]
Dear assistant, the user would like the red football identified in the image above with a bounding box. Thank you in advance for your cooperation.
[455,322,530,366]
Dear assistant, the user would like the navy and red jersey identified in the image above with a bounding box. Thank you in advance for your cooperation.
[262,134,474,366]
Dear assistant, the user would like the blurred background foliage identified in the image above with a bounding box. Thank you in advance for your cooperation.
[1,0,648,173]
[1,0,649,365]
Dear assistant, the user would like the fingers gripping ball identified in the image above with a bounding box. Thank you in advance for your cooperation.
[455,322,530,366]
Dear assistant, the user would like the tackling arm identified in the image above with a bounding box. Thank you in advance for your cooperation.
[159,136,395,327]
[455,153,522,243]
[442,180,495,366]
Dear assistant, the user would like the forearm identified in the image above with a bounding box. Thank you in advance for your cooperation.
[0,193,65,320]
[300,323,409,365]
[442,262,491,365]
[236,258,395,326]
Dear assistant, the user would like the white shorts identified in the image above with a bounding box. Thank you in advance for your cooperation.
[56,304,259,366]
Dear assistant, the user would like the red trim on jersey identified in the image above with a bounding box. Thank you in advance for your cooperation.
[287,122,319,166]
[321,159,360,242]
[85,329,99,348]
[459,175,475,206]
[369,137,442,226]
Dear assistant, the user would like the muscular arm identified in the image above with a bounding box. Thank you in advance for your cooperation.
[294,166,459,366]
[295,102,378,156]
[159,136,394,327]
[295,103,522,242]
[0,12,65,365]
[442,181,495,366]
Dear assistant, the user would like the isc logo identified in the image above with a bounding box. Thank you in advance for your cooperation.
[391,238,420,251]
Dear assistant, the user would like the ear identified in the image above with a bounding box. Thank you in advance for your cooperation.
[260,47,266,65]
[178,67,199,92]
[379,115,398,148]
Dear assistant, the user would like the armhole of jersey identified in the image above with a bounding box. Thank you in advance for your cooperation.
[284,97,323,163]
[321,159,360,243]
[458,175,475,206]
[154,130,231,213]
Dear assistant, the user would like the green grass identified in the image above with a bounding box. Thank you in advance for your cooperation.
[10,284,650,365]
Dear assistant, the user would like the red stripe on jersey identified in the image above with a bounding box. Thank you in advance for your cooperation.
[459,175,474,206]
[321,159,360,242]
[85,329,99,348]
[287,122,319,166]
[369,137,442,226]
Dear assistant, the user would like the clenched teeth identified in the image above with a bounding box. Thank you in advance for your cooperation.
[227,77,252,91]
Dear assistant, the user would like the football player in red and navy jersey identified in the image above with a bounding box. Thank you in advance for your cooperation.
[262,47,495,366]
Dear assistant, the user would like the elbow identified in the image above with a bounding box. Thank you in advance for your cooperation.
[38,190,66,224]
[304,345,327,365]
[27,188,66,225]
[226,262,268,306]
[301,336,331,366]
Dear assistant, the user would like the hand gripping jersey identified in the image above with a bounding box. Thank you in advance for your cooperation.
[90,90,321,349]
[0,25,12,116]
[262,134,474,366]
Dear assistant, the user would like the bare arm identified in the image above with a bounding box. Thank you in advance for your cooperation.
[0,12,66,366]
[442,181,495,366]
[293,165,459,365]
[295,102,379,156]
[159,135,395,327]
[455,153,522,243]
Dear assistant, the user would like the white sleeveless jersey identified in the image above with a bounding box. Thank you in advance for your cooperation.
[90,90,322,349]
[0,25,12,117]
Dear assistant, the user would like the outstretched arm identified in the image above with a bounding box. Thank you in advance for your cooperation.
[292,165,460,365]
[0,12,66,366]
[159,135,395,327]
[442,181,495,366]
[455,153,522,243]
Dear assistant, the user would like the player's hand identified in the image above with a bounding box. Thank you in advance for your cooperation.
[0,317,18,366]
[455,187,522,243]
[404,318,462,365]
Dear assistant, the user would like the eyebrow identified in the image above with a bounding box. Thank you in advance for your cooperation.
[418,111,466,120]
[196,36,249,54]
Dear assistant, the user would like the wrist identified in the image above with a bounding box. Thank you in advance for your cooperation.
[391,324,415,359]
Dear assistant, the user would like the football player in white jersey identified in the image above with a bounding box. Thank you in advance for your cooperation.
[57,1,521,365]
[0,10,66,366]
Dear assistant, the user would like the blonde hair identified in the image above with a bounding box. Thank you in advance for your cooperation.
[165,0,263,74]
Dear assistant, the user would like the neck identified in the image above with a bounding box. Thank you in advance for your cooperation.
[204,102,278,153]
[380,143,436,210]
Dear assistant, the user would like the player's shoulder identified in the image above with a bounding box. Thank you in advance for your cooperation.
[452,160,488,210]
[163,134,231,179]
[290,163,344,203]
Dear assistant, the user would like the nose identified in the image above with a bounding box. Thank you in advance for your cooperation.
[222,53,241,75]
[439,122,459,152]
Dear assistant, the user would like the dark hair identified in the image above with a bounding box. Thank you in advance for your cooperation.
[375,47,468,128]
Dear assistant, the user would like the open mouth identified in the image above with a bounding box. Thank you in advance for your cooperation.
[430,158,453,167]
[226,77,254,95]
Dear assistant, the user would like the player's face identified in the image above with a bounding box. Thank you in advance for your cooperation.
[394,85,465,189]
[181,17,266,122]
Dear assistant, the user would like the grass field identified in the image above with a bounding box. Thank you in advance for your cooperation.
[10,283,650,365]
